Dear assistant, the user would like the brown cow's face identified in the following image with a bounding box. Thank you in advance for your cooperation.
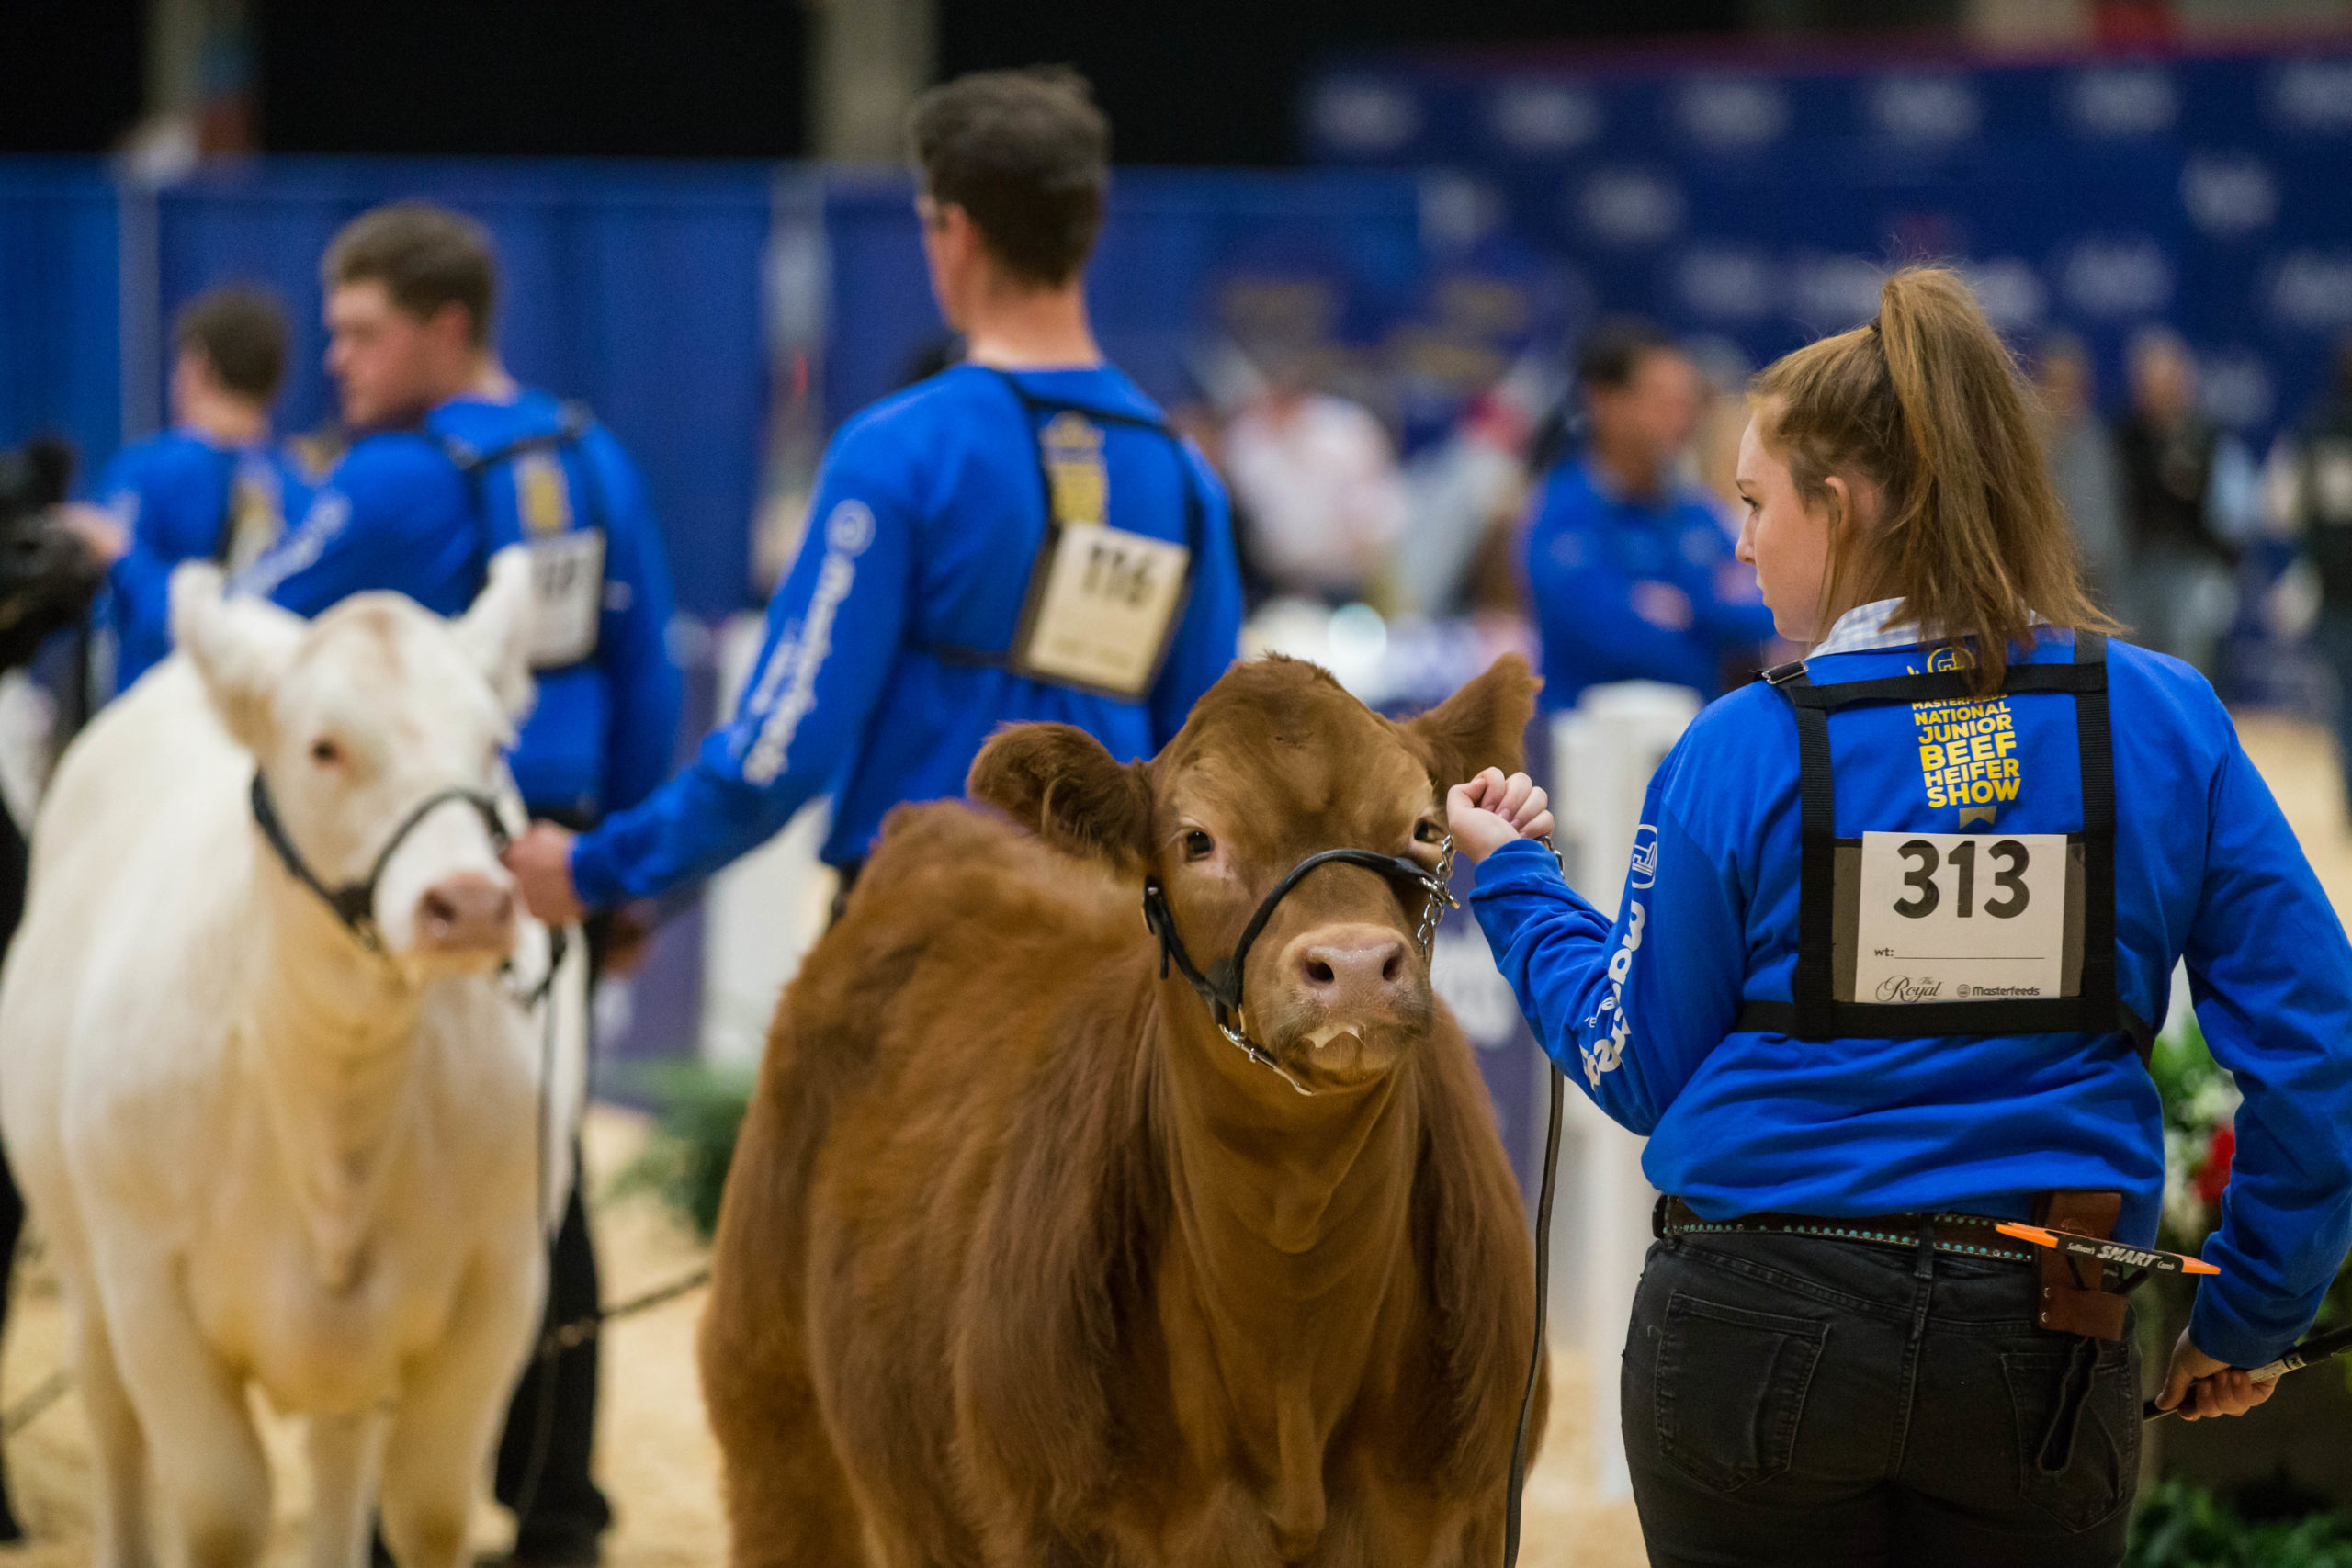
[970,654,1539,1093]
[1155,700,1442,1086]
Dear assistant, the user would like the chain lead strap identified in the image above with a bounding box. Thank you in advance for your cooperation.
[1414,834,1459,961]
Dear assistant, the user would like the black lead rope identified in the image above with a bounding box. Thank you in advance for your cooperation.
[1504,1062,1563,1568]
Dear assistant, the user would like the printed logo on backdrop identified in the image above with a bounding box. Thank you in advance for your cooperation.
[1676,77,1790,151]
[2064,66,2178,138]
[1575,170,1686,246]
[2268,253,2352,332]
[1307,77,1423,155]
[1957,258,2047,330]
[1429,927,1526,1050]
[2268,58,2352,132]
[2199,352,2276,431]
[1488,81,1602,154]
[1419,173,1510,251]
[2181,153,2280,237]
[1788,254,1886,330]
[2060,237,2174,317]
[1677,246,1777,320]
[1867,74,1983,145]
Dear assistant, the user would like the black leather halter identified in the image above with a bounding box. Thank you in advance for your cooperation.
[249,772,511,955]
[1141,841,1456,1096]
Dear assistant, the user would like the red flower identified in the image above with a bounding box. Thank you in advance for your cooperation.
[2194,1122,2236,1207]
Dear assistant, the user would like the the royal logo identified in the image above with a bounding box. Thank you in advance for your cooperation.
[1874,975,1946,1003]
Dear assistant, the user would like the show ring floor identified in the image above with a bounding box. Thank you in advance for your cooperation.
[2,712,2344,1567]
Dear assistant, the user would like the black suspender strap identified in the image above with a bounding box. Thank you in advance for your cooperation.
[2071,632,2122,1041]
[1778,662,1839,1041]
[913,370,1204,697]
[210,447,243,566]
[434,404,612,673]
[1737,635,2154,1064]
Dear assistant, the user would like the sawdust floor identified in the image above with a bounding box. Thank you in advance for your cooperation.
[0,710,2342,1567]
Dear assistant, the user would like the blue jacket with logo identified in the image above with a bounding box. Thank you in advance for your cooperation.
[1470,620,2352,1369]
[95,429,311,692]
[1522,457,1776,710]
[568,362,1244,906]
[240,389,682,821]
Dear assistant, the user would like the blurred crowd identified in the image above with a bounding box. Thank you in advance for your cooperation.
[1160,308,2352,818]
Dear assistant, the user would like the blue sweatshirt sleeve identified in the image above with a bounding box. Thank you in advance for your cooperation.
[567,450,910,908]
[241,445,479,616]
[97,447,192,689]
[1149,446,1244,747]
[582,438,683,815]
[1467,761,1749,1134]
[2182,735,2352,1367]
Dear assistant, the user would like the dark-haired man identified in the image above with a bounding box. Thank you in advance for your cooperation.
[1522,320,1773,710]
[503,69,1242,931]
[68,285,309,691]
[238,200,682,1568]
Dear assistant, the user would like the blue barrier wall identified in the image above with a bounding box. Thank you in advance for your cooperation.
[1307,43,2352,444]
[1,158,1437,620]
[0,163,122,485]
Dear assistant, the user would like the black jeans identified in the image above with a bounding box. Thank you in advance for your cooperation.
[1623,1229,2140,1568]
[493,1167,612,1557]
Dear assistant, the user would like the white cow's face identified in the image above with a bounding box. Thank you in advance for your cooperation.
[174,551,537,973]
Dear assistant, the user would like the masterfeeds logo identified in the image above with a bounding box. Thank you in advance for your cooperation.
[1584,900,1645,1087]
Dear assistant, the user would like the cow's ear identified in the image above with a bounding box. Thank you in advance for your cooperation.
[968,722,1156,874]
[455,546,537,719]
[1402,652,1541,790]
[172,562,303,751]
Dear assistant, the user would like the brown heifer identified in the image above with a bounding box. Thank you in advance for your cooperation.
[698,653,1546,1566]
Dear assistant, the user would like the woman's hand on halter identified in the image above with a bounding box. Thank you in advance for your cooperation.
[1446,768,1554,865]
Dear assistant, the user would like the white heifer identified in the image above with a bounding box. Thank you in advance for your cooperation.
[0,552,584,1568]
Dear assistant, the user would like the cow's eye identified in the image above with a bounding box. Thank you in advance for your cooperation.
[1182,829,1215,861]
[309,737,341,766]
[1414,819,1445,844]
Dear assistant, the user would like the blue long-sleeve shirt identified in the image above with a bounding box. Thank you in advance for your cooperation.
[1522,457,1776,711]
[1471,615,2352,1370]
[569,362,1244,905]
[239,389,683,820]
[95,429,311,692]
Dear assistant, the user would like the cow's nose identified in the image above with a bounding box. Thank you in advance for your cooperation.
[415,873,516,954]
[1294,925,1414,1016]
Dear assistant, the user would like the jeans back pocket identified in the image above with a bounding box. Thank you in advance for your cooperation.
[1999,1341,2140,1533]
[1653,1290,1828,1495]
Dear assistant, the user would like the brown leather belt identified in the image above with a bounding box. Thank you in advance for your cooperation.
[1654,1189,2132,1340]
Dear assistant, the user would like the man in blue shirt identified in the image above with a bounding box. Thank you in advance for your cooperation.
[237,201,683,1568]
[65,286,310,693]
[1522,321,1775,710]
[503,68,1242,924]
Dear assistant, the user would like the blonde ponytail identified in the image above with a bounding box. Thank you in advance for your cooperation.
[1753,265,2111,693]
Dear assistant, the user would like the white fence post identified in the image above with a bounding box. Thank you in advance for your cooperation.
[1548,680,1698,1501]
[698,613,837,1069]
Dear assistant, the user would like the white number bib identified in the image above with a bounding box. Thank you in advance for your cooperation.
[526,529,606,670]
[1014,522,1191,697]
[1849,831,2070,1005]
